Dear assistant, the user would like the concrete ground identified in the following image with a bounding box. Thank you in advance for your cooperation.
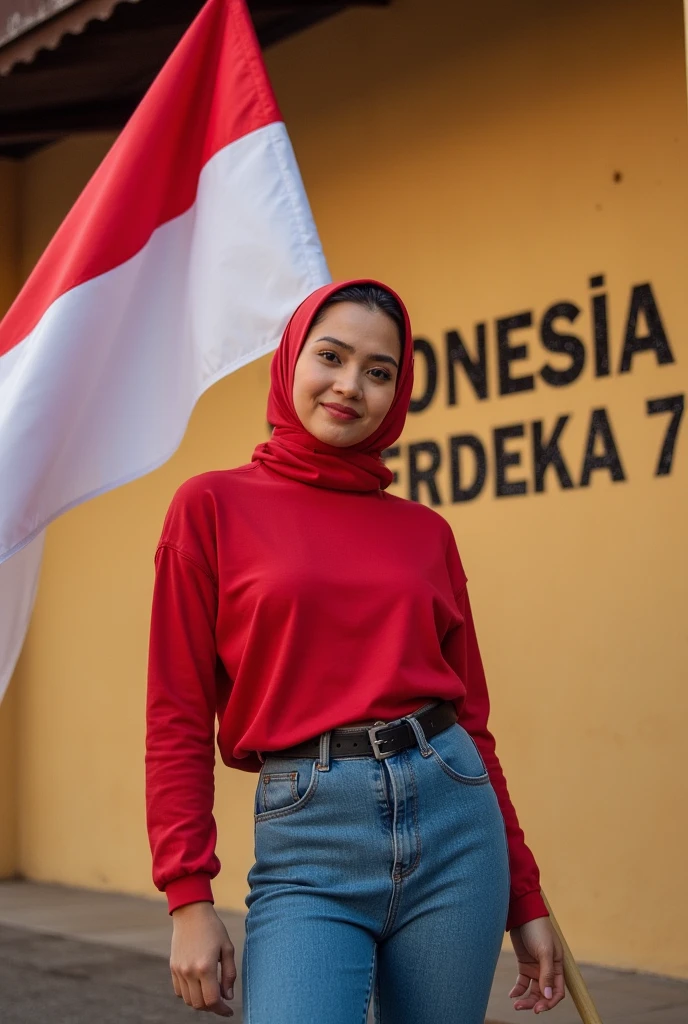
[0,881,687,1023]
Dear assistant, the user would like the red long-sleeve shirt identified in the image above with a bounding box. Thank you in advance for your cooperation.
[145,461,548,929]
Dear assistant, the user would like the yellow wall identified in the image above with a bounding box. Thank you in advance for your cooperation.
[0,158,19,875]
[4,0,688,978]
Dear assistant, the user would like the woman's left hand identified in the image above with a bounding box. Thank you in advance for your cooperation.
[509,916,565,1013]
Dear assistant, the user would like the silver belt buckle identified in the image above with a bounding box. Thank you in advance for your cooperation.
[367,722,396,760]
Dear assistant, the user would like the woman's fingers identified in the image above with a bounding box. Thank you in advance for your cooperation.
[535,949,555,1011]
[509,971,532,998]
[172,963,232,1016]
[538,959,566,1010]
[220,942,237,1001]
[514,978,542,1011]
[199,965,234,1017]
[512,959,566,1012]
[187,975,211,1012]
[549,969,566,1008]
[534,934,566,1011]
[177,973,194,1008]
[171,967,183,999]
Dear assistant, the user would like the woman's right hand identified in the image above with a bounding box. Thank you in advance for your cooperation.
[170,901,237,1016]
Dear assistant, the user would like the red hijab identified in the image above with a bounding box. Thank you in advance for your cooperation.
[251,279,415,492]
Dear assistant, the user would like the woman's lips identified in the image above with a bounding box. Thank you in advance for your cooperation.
[321,403,361,421]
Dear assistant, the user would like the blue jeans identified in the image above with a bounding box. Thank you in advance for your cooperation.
[242,705,510,1023]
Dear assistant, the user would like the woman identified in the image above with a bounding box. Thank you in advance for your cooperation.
[145,279,565,1022]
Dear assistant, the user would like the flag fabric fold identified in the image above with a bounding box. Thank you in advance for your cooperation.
[0,0,330,700]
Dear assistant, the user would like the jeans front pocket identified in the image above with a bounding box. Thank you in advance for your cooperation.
[257,770,300,814]
[426,723,490,785]
[254,757,320,822]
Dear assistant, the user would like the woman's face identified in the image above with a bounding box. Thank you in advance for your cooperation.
[292,301,402,447]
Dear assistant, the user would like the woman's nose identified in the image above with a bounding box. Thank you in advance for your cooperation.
[333,373,362,398]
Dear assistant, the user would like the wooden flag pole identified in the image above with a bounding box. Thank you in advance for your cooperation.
[541,891,603,1023]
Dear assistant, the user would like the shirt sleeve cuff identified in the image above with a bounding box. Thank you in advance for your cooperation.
[165,873,215,915]
[506,889,549,931]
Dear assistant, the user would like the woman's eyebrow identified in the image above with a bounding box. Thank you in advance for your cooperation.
[314,335,399,369]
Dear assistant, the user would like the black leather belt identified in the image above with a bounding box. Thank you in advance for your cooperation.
[264,700,457,761]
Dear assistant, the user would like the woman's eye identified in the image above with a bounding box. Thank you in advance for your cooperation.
[318,351,391,382]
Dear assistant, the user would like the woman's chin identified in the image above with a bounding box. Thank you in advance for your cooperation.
[315,430,357,448]
[308,421,365,448]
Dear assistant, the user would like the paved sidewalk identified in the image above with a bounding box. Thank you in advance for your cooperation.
[0,880,687,1023]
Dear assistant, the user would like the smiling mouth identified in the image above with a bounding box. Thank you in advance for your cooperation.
[321,403,361,421]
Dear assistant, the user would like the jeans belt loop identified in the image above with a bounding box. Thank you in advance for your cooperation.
[317,729,331,771]
[403,713,432,757]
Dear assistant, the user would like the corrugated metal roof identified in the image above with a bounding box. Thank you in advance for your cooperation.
[1,1,84,47]
[0,0,140,74]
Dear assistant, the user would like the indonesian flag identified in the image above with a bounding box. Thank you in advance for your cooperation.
[0,0,330,701]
